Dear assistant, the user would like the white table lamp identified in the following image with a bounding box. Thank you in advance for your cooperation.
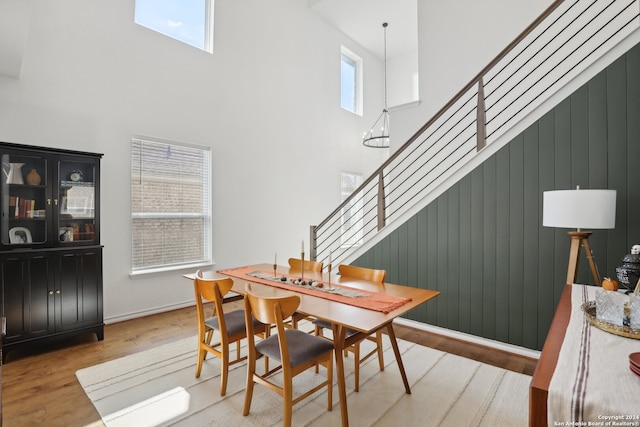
[543,187,616,286]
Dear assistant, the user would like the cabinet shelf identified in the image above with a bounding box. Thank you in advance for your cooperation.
[59,218,94,222]
[8,183,46,189]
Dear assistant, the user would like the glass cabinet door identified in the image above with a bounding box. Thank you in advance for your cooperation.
[1,153,48,246]
[57,159,97,244]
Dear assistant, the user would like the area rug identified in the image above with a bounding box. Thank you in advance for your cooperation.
[76,326,531,426]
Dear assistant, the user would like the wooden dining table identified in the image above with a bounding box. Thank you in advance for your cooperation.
[188,263,440,426]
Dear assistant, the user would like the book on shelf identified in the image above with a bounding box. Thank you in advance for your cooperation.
[10,197,37,219]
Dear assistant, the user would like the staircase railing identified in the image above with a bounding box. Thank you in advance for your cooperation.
[311,0,640,266]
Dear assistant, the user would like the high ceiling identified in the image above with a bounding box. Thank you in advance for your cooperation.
[309,0,418,60]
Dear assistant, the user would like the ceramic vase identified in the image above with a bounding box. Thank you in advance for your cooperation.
[25,168,41,185]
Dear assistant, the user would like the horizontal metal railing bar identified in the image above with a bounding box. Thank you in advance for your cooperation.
[315,187,376,238]
[486,4,639,138]
[315,200,378,251]
[316,217,378,265]
[385,136,474,210]
[484,0,582,95]
[386,143,476,217]
[486,0,626,117]
[387,92,477,186]
[314,183,378,242]
[385,108,478,195]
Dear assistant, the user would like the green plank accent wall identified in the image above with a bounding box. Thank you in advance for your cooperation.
[354,41,640,351]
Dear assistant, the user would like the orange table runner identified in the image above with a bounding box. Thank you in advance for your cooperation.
[218,266,411,313]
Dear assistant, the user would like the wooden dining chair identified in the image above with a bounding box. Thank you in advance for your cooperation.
[337,264,386,283]
[243,284,334,427]
[287,257,323,329]
[193,272,268,396]
[313,264,386,392]
[287,257,323,273]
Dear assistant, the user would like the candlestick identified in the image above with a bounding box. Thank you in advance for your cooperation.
[301,250,305,282]
[274,252,278,278]
[328,262,332,288]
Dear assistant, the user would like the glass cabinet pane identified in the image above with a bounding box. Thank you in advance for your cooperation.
[58,160,96,243]
[1,153,48,245]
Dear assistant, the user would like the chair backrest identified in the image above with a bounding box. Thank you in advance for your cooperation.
[288,258,323,273]
[244,284,301,366]
[194,271,235,332]
[244,284,300,326]
[338,264,386,284]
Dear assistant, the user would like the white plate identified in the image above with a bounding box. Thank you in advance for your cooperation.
[9,227,32,244]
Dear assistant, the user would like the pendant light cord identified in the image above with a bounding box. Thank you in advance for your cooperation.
[383,22,388,112]
[362,22,391,147]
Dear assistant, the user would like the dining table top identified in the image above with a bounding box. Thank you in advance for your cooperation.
[189,263,440,333]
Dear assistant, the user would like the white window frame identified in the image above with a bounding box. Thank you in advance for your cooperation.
[340,171,363,247]
[341,46,363,116]
[131,136,212,275]
[134,0,215,53]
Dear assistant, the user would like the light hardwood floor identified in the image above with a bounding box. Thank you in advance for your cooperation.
[2,301,537,427]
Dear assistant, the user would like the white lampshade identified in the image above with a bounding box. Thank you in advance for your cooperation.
[543,189,616,229]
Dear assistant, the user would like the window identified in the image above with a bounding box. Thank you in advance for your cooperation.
[131,137,211,274]
[341,47,363,115]
[134,0,214,53]
[340,171,363,247]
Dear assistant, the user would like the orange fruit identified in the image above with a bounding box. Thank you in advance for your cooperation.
[602,277,619,291]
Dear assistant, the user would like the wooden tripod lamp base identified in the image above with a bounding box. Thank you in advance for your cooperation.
[543,187,616,287]
[566,231,601,286]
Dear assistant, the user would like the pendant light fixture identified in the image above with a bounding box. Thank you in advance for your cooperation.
[363,22,390,148]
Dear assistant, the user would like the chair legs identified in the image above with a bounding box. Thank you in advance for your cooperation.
[195,328,214,378]
[195,346,207,378]
[219,338,230,396]
[315,325,384,392]
[326,356,333,411]
[243,354,257,417]
[352,331,384,392]
[375,330,385,371]
[244,353,333,427]
[196,328,246,397]
[283,377,294,427]
[353,342,361,393]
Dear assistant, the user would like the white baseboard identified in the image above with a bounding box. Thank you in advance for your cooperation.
[104,300,194,324]
[105,300,540,361]
[394,317,541,360]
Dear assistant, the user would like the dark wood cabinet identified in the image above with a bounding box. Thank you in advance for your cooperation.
[1,317,5,426]
[0,142,103,361]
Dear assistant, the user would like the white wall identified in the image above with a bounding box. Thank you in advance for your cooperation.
[0,0,33,77]
[0,0,388,322]
[388,50,419,107]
